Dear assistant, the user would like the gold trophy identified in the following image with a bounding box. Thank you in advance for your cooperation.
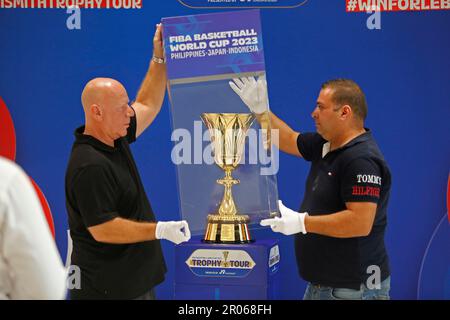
[201,113,255,243]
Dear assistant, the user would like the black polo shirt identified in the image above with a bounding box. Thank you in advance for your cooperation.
[295,129,391,289]
[65,114,166,299]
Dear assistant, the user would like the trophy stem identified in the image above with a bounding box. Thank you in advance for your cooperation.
[217,167,239,216]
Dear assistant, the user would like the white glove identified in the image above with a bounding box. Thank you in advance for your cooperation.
[229,75,269,115]
[155,220,191,244]
[260,200,308,235]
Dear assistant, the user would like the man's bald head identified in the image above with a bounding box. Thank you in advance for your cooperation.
[80,78,133,144]
[81,78,127,114]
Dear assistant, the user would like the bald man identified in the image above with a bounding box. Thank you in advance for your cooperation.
[65,25,190,300]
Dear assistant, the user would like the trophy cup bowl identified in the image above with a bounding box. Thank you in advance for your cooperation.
[201,113,255,243]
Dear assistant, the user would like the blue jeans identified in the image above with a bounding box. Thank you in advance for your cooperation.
[303,276,391,300]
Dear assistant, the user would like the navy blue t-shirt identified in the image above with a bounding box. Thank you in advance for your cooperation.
[295,130,391,289]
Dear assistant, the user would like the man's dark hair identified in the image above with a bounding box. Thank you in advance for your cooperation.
[321,79,368,121]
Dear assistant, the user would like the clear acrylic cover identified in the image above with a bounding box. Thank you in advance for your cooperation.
[162,10,280,236]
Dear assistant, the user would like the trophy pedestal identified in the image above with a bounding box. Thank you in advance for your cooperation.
[174,237,280,300]
[203,214,252,244]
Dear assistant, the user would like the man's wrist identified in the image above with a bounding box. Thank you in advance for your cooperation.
[300,213,308,234]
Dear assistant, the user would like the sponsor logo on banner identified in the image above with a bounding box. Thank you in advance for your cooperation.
[268,245,280,274]
[186,249,255,278]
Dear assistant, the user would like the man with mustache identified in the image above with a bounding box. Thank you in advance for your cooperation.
[230,77,391,300]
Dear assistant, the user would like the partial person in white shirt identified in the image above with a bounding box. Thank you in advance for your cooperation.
[0,156,67,299]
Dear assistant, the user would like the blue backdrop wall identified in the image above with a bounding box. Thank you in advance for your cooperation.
[0,1,449,299]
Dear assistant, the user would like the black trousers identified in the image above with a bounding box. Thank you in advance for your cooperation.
[70,287,156,300]
[133,289,156,300]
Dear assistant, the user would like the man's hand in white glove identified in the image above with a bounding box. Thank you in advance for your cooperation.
[155,220,191,244]
[260,200,308,235]
[229,75,268,115]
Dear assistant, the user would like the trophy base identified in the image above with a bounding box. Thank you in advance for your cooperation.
[203,214,253,244]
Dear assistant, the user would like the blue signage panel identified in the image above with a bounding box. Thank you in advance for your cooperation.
[162,10,265,80]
